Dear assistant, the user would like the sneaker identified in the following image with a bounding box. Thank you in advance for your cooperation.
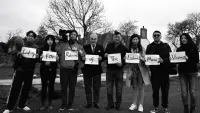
[129,103,137,111]
[105,105,115,110]
[163,108,170,113]
[150,108,159,113]
[138,104,143,112]
[59,105,66,111]
[17,106,31,111]
[3,109,12,113]
[39,106,45,110]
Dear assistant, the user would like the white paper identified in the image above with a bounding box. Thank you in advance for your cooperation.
[108,53,121,64]
[65,50,78,60]
[170,52,186,63]
[85,54,99,65]
[42,51,57,62]
[125,53,140,63]
[145,55,160,65]
[21,47,37,59]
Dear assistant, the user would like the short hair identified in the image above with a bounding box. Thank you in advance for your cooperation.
[114,31,121,35]
[70,29,78,36]
[26,30,37,39]
[153,30,161,35]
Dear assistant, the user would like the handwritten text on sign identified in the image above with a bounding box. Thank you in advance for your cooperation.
[42,51,57,62]
[85,54,99,65]
[125,53,140,63]
[65,50,78,60]
[145,55,160,65]
[108,53,121,64]
[21,47,37,59]
[170,52,186,63]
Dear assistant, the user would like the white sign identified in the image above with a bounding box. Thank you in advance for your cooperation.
[42,51,57,62]
[199,52,200,61]
[125,53,140,63]
[85,54,99,65]
[170,52,186,63]
[21,47,37,59]
[65,50,78,60]
[145,55,160,65]
[108,53,121,64]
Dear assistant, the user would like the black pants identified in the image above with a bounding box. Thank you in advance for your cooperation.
[40,66,56,105]
[83,74,101,105]
[106,69,123,107]
[151,71,170,108]
[6,69,34,110]
[60,67,78,107]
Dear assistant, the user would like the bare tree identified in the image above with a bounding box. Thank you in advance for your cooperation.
[187,12,200,37]
[45,0,105,43]
[6,29,22,40]
[119,20,138,36]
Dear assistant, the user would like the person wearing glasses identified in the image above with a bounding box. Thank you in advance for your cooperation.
[146,31,172,113]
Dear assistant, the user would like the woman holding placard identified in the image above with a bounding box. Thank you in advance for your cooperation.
[128,34,150,112]
[39,35,59,110]
[177,33,199,113]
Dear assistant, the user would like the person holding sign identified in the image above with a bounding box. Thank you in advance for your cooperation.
[104,31,128,111]
[3,31,39,113]
[81,33,104,109]
[176,33,199,113]
[39,35,59,110]
[146,31,172,113]
[56,29,85,111]
[128,34,150,112]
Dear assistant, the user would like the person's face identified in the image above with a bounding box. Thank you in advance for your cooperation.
[47,38,53,46]
[181,35,188,44]
[90,35,98,45]
[113,34,122,44]
[26,33,35,42]
[132,37,139,45]
[70,32,77,40]
[153,32,161,42]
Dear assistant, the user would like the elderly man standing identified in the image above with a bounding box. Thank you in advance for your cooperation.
[82,33,104,109]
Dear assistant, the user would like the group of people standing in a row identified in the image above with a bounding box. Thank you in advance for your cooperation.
[3,29,199,113]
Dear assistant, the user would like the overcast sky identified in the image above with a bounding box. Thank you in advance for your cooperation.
[0,0,200,42]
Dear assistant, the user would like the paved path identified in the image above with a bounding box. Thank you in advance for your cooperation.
[0,73,199,86]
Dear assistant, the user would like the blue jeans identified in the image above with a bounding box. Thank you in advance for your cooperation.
[179,72,198,106]
[106,69,123,106]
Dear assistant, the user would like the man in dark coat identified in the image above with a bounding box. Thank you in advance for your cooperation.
[82,33,104,109]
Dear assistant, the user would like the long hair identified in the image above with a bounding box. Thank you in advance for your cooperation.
[43,35,56,51]
[129,34,143,53]
[180,33,196,49]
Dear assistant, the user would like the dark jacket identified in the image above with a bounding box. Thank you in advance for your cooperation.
[40,47,58,72]
[177,45,199,73]
[105,42,128,70]
[146,41,171,73]
[82,44,104,75]
[13,43,40,71]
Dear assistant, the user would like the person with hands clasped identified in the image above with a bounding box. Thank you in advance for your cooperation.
[3,31,40,113]
[176,33,199,113]
[81,33,104,109]
[104,31,128,111]
[39,35,59,110]
[128,34,150,112]
[146,30,172,113]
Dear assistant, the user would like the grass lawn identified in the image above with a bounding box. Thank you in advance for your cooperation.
[0,78,200,113]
